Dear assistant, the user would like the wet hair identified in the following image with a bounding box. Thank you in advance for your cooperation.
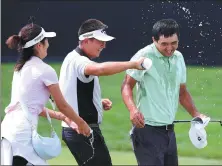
[6,23,46,71]
[152,19,180,41]
[78,19,108,37]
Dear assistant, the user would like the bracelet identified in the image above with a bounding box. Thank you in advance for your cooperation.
[59,112,66,121]
[53,111,63,121]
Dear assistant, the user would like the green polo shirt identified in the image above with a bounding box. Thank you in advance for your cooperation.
[126,43,186,126]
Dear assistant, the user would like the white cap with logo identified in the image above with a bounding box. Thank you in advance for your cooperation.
[79,29,115,42]
[189,116,210,149]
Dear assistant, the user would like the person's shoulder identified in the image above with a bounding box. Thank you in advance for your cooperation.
[64,49,78,61]
[42,63,56,74]
[135,44,153,56]
[65,49,89,62]
[174,50,186,65]
[138,44,153,53]
[174,50,183,57]
[62,50,80,67]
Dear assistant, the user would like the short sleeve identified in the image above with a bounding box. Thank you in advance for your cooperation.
[41,66,59,86]
[74,56,94,82]
[180,55,187,84]
[126,49,146,82]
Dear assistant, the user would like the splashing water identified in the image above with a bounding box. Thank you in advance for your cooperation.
[141,0,222,67]
[81,131,95,166]
[182,7,191,15]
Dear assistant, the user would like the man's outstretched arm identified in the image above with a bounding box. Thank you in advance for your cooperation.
[84,58,145,76]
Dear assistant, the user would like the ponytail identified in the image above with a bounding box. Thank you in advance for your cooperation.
[6,34,34,71]
[15,48,34,71]
[5,35,21,50]
[6,24,43,71]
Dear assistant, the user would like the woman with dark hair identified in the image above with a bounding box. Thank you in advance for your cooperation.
[1,23,91,166]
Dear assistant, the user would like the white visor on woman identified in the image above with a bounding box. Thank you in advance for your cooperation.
[23,28,56,48]
[78,29,115,41]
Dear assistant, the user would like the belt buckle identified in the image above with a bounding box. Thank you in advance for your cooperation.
[166,124,173,130]
[166,125,169,130]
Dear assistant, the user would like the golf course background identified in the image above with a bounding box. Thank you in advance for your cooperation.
[1,63,222,164]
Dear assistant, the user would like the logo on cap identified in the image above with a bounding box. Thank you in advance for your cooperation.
[101,30,106,34]
[83,33,93,38]
[34,34,44,42]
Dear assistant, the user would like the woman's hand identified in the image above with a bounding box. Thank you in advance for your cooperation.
[64,117,91,137]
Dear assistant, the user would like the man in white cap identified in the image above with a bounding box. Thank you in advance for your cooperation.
[59,19,147,166]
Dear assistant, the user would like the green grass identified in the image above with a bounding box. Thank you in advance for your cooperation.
[1,63,222,161]
[48,147,222,165]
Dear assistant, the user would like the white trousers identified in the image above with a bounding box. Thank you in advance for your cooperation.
[1,138,13,165]
[1,138,34,166]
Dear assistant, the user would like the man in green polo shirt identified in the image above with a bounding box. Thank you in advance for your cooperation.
[121,19,207,166]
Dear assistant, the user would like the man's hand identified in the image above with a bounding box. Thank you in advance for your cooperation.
[193,112,207,119]
[102,98,112,111]
[134,57,146,70]
[64,117,91,137]
[130,110,145,128]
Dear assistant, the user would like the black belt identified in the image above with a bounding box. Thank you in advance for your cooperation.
[88,123,99,128]
[147,124,174,130]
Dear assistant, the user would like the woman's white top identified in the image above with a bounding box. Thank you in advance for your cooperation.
[1,56,58,165]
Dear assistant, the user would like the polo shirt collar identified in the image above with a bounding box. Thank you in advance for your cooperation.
[75,46,89,58]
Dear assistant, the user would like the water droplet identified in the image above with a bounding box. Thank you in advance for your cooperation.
[200,31,205,37]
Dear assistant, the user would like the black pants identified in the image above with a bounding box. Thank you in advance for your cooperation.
[12,156,33,166]
[62,126,112,166]
[131,125,178,166]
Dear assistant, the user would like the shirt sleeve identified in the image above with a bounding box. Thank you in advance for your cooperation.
[180,55,187,84]
[74,56,94,82]
[126,49,146,82]
[41,66,59,86]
